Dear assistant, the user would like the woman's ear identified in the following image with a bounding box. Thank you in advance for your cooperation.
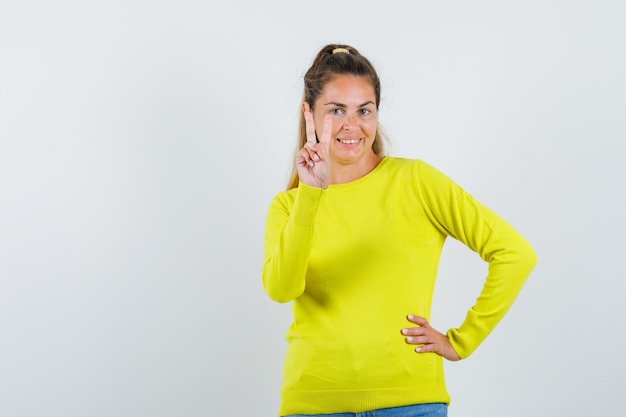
[302,101,311,113]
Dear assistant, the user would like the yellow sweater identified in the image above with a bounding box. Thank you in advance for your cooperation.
[263,157,537,416]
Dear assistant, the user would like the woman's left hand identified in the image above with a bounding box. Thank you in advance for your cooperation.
[401,315,461,361]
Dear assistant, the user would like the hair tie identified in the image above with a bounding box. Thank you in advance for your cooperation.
[332,48,350,54]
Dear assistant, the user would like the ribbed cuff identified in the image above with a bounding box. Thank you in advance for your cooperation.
[292,182,323,226]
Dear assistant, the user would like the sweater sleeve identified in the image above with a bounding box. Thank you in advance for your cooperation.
[415,161,538,359]
[262,183,323,303]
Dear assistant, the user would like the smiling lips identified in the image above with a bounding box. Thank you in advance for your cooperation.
[337,138,361,144]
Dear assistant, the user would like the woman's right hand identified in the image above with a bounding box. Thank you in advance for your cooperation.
[296,110,332,189]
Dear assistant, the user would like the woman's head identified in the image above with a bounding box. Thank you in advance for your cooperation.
[303,44,381,112]
[288,44,386,189]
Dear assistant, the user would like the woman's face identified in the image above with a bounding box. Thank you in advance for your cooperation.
[307,75,378,166]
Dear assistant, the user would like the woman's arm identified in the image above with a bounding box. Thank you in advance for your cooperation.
[262,184,323,303]
[415,161,538,359]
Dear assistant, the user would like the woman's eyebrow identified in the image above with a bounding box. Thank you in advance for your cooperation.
[323,101,375,107]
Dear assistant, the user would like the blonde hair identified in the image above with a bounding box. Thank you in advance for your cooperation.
[286,44,387,190]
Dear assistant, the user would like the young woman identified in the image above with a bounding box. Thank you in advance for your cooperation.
[262,44,537,417]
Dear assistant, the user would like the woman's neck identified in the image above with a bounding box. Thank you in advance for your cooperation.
[329,153,383,185]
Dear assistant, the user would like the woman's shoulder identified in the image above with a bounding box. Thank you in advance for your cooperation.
[267,184,310,211]
[386,156,447,173]
[382,157,457,191]
[270,187,297,204]
[382,156,434,173]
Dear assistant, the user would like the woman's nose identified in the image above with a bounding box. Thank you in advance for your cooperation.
[343,114,357,130]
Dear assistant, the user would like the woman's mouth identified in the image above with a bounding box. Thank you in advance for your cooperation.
[337,138,361,145]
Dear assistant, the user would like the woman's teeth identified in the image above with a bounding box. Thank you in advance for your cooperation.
[338,138,360,144]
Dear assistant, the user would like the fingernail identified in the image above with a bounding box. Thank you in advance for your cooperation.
[308,160,314,167]
[401,329,409,335]
[407,314,414,320]
[313,154,320,161]
[415,347,422,352]
[406,337,414,342]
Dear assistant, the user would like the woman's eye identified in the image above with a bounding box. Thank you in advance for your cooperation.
[360,108,371,115]
[330,108,344,115]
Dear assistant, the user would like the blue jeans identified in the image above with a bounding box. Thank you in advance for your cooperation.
[284,403,447,417]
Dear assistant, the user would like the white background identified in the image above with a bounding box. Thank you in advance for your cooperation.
[1,1,624,416]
